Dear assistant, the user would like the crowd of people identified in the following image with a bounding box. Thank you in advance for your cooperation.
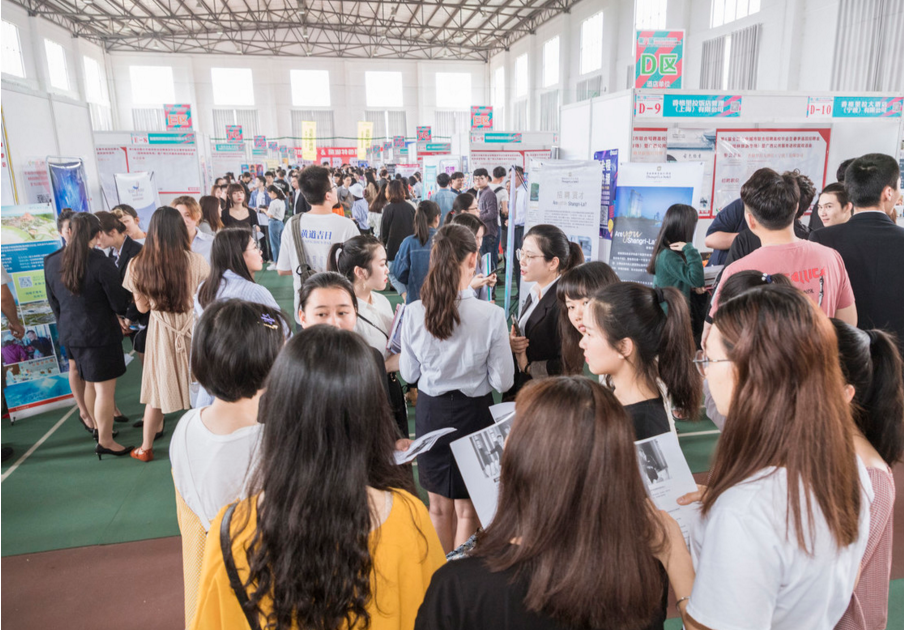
[10,150,900,629]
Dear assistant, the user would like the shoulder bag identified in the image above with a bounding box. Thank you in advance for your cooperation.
[290,215,317,284]
[220,502,262,630]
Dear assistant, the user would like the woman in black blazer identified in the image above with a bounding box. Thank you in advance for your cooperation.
[97,211,144,423]
[506,224,584,399]
[45,213,134,459]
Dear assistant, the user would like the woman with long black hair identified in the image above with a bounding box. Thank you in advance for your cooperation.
[647,204,704,303]
[555,261,620,375]
[400,224,514,553]
[191,325,445,630]
[44,213,133,458]
[124,207,209,462]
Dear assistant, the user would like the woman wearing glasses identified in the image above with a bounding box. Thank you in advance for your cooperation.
[506,224,583,399]
[579,282,701,439]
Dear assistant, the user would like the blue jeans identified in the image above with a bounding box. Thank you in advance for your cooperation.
[388,265,408,297]
[269,219,284,263]
[480,232,499,271]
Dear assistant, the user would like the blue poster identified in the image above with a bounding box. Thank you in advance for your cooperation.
[594,149,619,239]
[47,159,90,214]
[1,203,72,417]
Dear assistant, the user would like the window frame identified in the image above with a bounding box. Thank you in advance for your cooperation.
[580,12,604,75]
[711,0,761,28]
[1,21,26,79]
[435,72,473,110]
[365,71,404,108]
[515,54,529,98]
[290,69,331,107]
[129,65,175,106]
[543,36,560,88]
[211,67,255,107]
[44,39,70,91]
[83,56,108,104]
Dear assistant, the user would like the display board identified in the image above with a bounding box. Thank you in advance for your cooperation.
[209,143,246,182]
[96,133,202,209]
[532,161,603,263]
[608,162,705,285]
[1,203,73,420]
[48,158,91,213]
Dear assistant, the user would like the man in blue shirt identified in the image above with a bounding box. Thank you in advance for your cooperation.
[434,173,458,225]
[703,197,746,266]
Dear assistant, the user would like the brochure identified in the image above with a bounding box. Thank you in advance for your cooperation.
[450,415,515,527]
[394,427,456,465]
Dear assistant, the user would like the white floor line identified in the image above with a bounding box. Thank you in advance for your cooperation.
[1,405,78,483]
[1,350,137,484]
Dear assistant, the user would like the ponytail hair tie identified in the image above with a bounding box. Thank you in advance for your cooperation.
[653,287,666,305]
[762,273,773,284]
[865,329,879,346]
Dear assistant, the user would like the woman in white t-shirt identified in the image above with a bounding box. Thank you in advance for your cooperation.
[265,185,287,268]
[170,298,288,629]
[657,285,871,630]
[327,235,407,437]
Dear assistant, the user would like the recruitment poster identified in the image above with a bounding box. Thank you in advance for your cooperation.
[471,106,493,130]
[632,129,668,163]
[47,158,91,213]
[1,203,73,419]
[594,149,619,239]
[713,129,830,213]
[532,160,603,263]
[666,127,716,217]
[608,162,704,285]
[226,125,243,143]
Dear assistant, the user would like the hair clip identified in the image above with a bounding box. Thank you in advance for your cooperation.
[260,313,279,330]
[762,274,773,284]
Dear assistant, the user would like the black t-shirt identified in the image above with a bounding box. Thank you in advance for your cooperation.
[415,554,666,630]
[220,206,259,230]
[623,397,670,441]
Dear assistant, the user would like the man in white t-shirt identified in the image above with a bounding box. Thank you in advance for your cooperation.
[277,165,360,323]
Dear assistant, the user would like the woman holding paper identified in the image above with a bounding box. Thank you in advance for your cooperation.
[400,224,515,553]
[415,376,668,630]
[656,286,870,630]
[580,282,701,439]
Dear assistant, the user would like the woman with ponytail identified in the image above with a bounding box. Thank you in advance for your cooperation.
[393,200,441,304]
[580,282,701,438]
[327,236,408,437]
[507,224,584,398]
[45,212,133,458]
[400,224,514,553]
[831,320,903,630]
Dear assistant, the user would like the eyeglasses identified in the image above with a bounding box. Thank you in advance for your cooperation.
[515,249,545,262]
[247,240,261,252]
[692,350,731,377]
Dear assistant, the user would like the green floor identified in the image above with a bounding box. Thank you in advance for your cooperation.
[2,269,901,629]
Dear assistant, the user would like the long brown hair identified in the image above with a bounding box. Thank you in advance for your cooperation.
[199,195,224,231]
[420,224,476,340]
[61,213,101,295]
[477,376,666,629]
[706,286,861,550]
[556,262,620,374]
[589,282,702,417]
[129,206,193,314]
[412,200,440,245]
[224,183,249,214]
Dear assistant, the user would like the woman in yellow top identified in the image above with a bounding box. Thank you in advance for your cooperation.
[192,324,446,630]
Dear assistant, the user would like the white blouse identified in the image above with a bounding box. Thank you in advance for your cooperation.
[355,290,395,359]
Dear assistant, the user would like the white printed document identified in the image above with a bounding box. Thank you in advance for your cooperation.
[394,427,456,465]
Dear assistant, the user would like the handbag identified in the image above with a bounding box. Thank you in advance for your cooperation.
[290,214,316,284]
[220,502,262,630]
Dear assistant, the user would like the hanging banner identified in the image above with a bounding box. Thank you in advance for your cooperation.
[713,129,830,214]
[632,128,668,162]
[47,159,90,214]
[312,147,358,167]
[663,95,742,118]
[357,121,374,160]
[417,126,432,142]
[1,203,73,419]
[252,135,267,156]
[163,104,192,130]
[301,121,317,161]
[609,162,704,285]
[393,136,405,150]
[471,106,494,130]
[226,125,243,143]
[594,149,619,239]
[268,141,278,151]
[531,161,603,263]
[114,172,160,227]
[832,96,903,118]
[635,30,684,89]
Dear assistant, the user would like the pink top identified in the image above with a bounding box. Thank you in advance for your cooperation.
[710,241,855,318]
[836,465,895,630]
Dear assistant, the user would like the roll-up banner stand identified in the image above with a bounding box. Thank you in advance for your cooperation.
[47,158,91,214]
[1,203,74,421]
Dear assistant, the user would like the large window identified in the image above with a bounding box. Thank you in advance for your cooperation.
[435,72,472,110]
[44,39,69,91]
[365,71,404,108]
[711,0,761,28]
[2,21,25,78]
[636,0,668,29]
[212,68,255,106]
[290,69,330,107]
[543,37,560,87]
[492,66,505,130]
[581,12,604,75]
[130,66,175,105]
[83,56,107,104]
[515,54,529,98]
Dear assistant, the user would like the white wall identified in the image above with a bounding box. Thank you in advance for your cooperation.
[2,0,110,207]
[106,53,488,142]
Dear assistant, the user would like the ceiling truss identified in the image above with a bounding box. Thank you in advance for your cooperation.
[9,0,582,60]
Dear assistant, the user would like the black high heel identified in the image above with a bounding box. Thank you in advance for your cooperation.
[95,444,134,460]
[114,414,129,424]
[93,429,119,442]
[77,416,96,434]
[154,419,166,442]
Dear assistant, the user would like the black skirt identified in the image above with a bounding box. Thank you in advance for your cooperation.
[415,390,494,499]
[67,343,126,382]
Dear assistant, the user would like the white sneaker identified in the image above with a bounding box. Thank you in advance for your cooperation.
[267,263,277,271]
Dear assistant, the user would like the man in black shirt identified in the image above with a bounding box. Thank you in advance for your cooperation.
[810,153,904,353]
[290,174,311,215]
